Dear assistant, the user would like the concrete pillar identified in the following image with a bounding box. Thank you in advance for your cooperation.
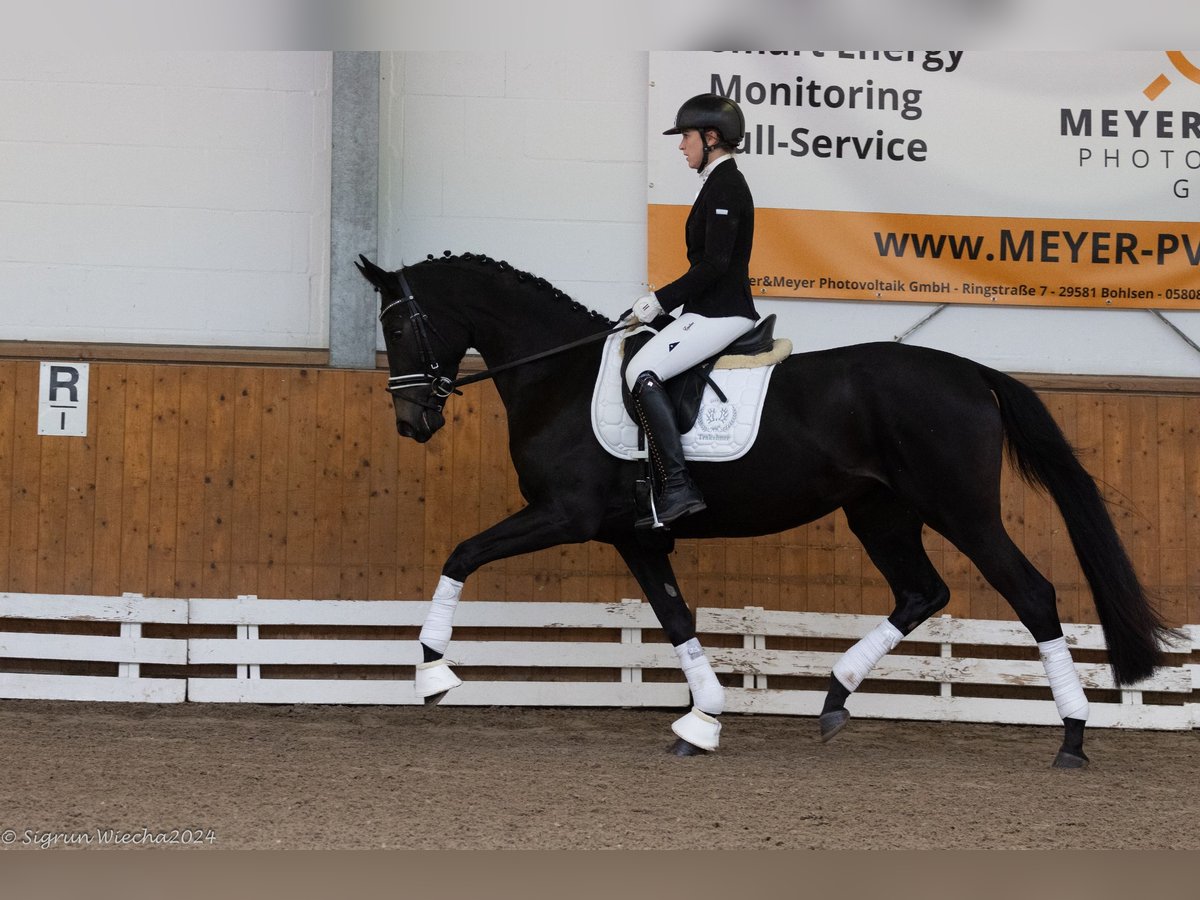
[329,51,379,369]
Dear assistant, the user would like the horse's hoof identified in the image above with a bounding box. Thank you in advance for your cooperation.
[818,708,850,742]
[423,690,450,707]
[670,737,708,757]
[1052,750,1090,769]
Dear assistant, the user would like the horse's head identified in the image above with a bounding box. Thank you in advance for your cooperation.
[356,255,466,443]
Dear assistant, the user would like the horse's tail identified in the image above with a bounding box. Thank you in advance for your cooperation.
[978,366,1177,685]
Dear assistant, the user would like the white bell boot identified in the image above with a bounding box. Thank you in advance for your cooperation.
[414,659,462,700]
[671,707,721,751]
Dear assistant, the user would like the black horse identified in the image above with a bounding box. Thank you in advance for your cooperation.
[357,252,1175,767]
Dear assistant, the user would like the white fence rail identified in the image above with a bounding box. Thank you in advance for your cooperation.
[2,592,1197,728]
[0,592,188,702]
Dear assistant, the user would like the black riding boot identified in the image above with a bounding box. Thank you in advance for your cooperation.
[633,372,706,528]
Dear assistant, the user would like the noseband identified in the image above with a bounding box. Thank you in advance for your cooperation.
[378,270,461,413]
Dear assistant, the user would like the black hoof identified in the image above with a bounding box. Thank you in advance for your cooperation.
[423,691,450,707]
[819,708,850,742]
[1052,750,1090,769]
[670,737,708,757]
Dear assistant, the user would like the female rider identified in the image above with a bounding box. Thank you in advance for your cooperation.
[627,93,759,528]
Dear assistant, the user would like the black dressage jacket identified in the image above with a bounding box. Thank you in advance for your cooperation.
[654,157,758,321]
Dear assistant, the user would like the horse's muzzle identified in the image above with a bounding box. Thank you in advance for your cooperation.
[397,409,444,443]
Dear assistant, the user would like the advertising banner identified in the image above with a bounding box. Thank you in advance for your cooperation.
[648,51,1200,308]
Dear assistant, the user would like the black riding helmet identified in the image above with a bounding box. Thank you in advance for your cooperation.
[663,93,745,173]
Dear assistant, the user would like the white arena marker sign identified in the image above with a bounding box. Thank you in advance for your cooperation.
[37,362,89,437]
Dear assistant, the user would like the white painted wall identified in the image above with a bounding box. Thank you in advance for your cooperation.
[0,51,331,348]
[380,51,1200,377]
[4,50,1196,374]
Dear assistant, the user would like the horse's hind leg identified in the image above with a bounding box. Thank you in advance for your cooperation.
[615,540,723,756]
[820,491,950,741]
[938,520,1089,768]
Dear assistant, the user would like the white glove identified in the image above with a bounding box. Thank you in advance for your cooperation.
[631,293,664,323]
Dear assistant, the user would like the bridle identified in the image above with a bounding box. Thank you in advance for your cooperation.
[378,267,633,414]
[378,269,461,413]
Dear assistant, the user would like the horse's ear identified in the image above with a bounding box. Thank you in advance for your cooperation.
[355,254,389,292]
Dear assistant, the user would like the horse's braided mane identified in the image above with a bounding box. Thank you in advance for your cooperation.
[418,250,614,327]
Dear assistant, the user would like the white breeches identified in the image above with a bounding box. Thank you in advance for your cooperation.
[625,313,757,391]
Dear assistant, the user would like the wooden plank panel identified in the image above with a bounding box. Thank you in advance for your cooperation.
[723,540,754,609]
[1103,393,1135,567]
[832,511,859,615]
[147,367,180,597]
[472,381,508,601]
[1128,396,1160,609]
[1156,397,1186,555]
[778,526,808,613]
[199,367,235,599]
[313,370,345,599]
[449,385,483,600]
[397,393,434,601]
[284,369,317,598]
[8,363,42,592]
[695,541,726,608]
[805,515,837,614]
[257,370,290,599]
[367,369,399,601]
[1183,397,1200,626]
[230,368,263,598]
[1041,392,1079,616]
[587,542,620,605]
[340,371,374,600]
[0,362,15,591]
[91,365,126,596]
[558,541,591,603]
[118,364,154,594]
[1071,392,1106,622]
[750,533,780,612]
[1020,405,1054,610]
[35,406,69,594]
[174,367,207,597]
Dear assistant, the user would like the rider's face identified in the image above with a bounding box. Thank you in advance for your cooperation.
[679,128,716,170]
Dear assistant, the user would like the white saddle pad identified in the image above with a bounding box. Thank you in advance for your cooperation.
[590,328,787,462]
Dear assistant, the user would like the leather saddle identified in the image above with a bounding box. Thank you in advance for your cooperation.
[620,314,777,433]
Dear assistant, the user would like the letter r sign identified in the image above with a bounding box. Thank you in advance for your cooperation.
[38,362,90,436]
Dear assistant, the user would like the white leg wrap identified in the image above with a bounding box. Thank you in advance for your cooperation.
[675,638,725,715]
[418,575,463,654]
[1039,636,1089,721]
[833,620,904,692]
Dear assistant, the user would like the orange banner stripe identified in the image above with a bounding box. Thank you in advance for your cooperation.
[648,206,1200,309]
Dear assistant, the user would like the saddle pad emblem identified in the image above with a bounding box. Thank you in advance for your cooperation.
[590,330,777,463]
[697,403,737,439]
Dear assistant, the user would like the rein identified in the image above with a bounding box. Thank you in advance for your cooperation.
[450,319,630,391]
[381,269,629,405]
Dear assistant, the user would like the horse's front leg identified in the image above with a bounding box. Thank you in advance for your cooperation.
[614,540,724,755]
[415,503,595,703]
